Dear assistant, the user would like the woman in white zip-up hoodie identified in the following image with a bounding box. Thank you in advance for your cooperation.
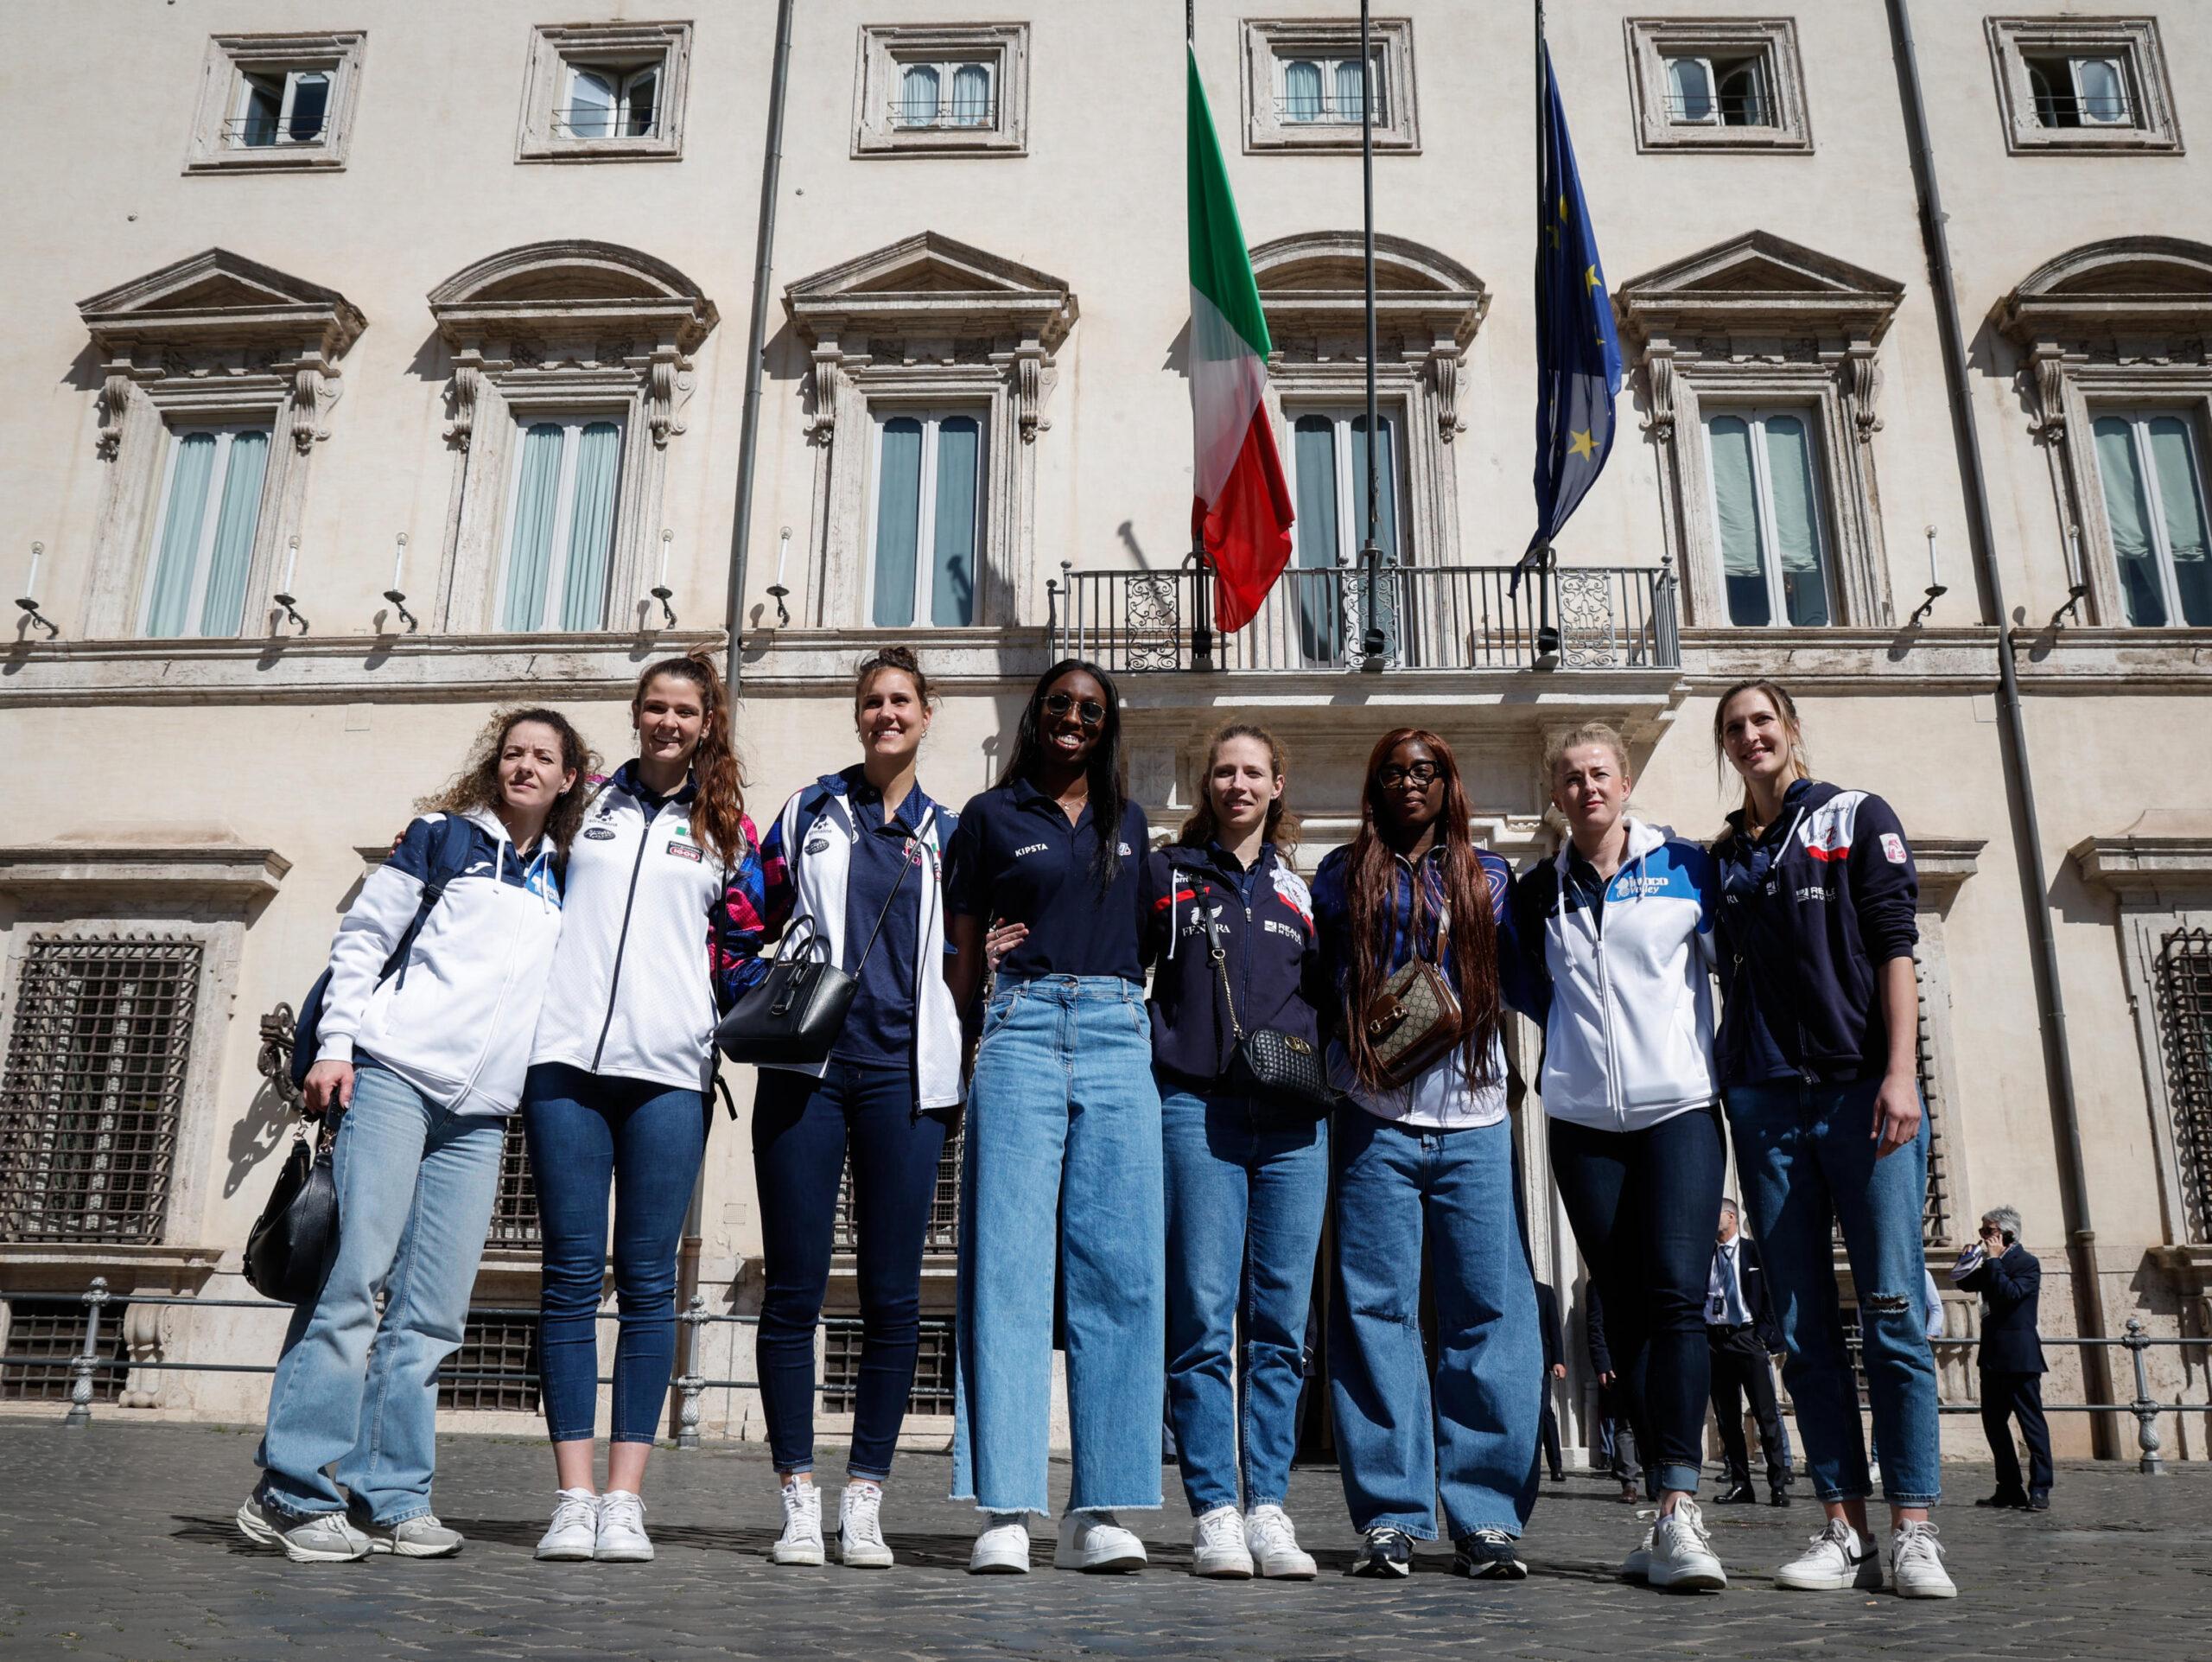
[1506,723,1729,1594]
[238,708,588,1565]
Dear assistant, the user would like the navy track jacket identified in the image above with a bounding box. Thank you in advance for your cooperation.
[1713,777,1919,1086]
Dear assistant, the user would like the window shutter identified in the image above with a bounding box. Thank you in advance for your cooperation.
[871,417,925,627]
[1669,56,1713,121]
[558,421,621,631]
[145,433,219,638]
[930,416,980,626]
[567,69,615,138]
[287,72,329,142]
[2075,57,2126,124]
[503,423,567,631]
[2094,415,2165,626]
[199,429,268,637]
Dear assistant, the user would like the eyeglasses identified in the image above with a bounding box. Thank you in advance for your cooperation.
[1376,761,1442,789]
[1041,691,1107,728]
[1978,1223,2001,1239]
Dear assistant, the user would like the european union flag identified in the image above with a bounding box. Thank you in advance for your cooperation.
[1522,41,1622,573]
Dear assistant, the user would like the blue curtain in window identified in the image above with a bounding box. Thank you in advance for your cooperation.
[2149,415,2210,626]
[1763,415,1829,626]
[1283,60,1322,122]
[1334,59,1366,123]
[2094,416,2164,626]
[1292,416,1341,660]
[951,63,990,126]
[559,422,621,631]
[1707,414,1769,626]
[503,423,567,631]
[198,430,268,637]
[900,65,939,125]
[873,417,925,626]
[930,417,979,626]
[144,432,219,638]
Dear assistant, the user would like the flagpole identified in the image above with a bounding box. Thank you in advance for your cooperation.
[1357,0,1384,663]
[1532,0,1560,659]
[1188,0,1217,671]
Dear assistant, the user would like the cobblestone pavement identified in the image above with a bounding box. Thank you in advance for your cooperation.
[2,1422,2204,1661]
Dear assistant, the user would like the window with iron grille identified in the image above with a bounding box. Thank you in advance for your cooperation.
[832,1123,963,1258]
[486,1116,540,1249]
[1,1296,130,1403]
[821,1316,956,1417]
[437,1313,539,1412]
[1,936,199,1245]
[2157,927,2212,1240]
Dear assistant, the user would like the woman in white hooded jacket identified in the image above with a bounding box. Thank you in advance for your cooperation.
[238,707,588,1564]
[1506,723,1728,1593]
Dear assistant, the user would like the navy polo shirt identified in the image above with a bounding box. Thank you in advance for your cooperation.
[945,778,1149,983]
[834,774,934,1070]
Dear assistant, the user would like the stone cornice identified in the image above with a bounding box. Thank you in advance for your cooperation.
[785,232,1076,353]
[0,844,290,898]
[1913,837,1987,901]
[2071,834,2212,895]
[1998,237,2212,346]
[1681,626,2212,691]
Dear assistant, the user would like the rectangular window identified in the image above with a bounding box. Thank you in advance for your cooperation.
[2157,927,2212,1239]
[498,415,624,633]
[0,937,198,1245]
[188,34,362,173]
[1287,408,1402,662]
[1276,51,1387,125]
[558,61,661,138]
[232,68,329,147]
[1703,408,1834,627]
[1663,54,1770,126]
[893,59,996,130]
[437,1313,540,1412]
[2090,411,2212,628]
[518,23,690,162]
[868,409,982,628]
[1,1296,130,1403]
[823,1316,956,1416]
[855,24,1027,156]
[2024,54,2133,129]
[139,425,270,639]
[1986,17,2179,155]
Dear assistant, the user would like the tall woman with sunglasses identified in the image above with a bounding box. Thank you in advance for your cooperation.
[1312,729,1540,1582]
[944,660,1162,1576]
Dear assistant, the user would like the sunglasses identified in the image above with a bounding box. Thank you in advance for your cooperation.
[1978,1224,2001,1239]
[1376,761,1442,789]
[1041,691,1107,728]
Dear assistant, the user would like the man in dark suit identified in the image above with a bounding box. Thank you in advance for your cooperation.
[1586,1285,1643,1502]
[1953,1204,2052,1511]
[1535,1281,1567,1482]
[1707,1198,1794,1506]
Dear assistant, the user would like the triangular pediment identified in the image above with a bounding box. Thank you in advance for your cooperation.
[1614,232,1903,348]
[79,248,364,358]
[1617,232,1901,304]
[785,232,1076,349]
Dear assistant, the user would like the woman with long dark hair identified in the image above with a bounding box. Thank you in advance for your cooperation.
[751,646,963,1570]
[522,651,772,1564]
[1141,723,1326,1579]
[239,708,589,1561]
[1710,679,1955,1598]
[944,659,1162,1575]
[1311,728,1540,1581]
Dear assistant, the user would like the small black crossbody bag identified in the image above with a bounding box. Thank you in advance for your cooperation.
[1202,890,1337,1125]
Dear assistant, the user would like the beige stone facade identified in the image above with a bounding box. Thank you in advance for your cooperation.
[2,2,2209,1465]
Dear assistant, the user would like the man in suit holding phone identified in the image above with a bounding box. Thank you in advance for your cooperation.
[1953,1205,2052,1511]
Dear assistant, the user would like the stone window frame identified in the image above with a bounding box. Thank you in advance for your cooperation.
[1985,15,2183,157]
[1623,17,1811,155]
[427,241,719,636]
[852,22,1030,159]
[785,232,1076,630]
[0,844,289,1405]
[1999,238,2212,631]
[516,21,692,164]
[1240,17,1420,155]
[75,250,365,641]
[1615,231,1904,629]
[183,31,366,175]
[1249,232,1486,576]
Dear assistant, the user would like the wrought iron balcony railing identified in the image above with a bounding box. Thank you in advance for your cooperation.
[1047,559,1680,674]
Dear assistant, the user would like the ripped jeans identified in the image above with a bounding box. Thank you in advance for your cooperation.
[1725,1075,1941,1507]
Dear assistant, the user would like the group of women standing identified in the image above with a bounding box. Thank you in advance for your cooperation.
[238,646,1959,1601]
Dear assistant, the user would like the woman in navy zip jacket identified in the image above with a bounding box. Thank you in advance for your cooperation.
[1140,723,1327,1582]
[1507,722,1729,1592]
[238,708,588,1564]
[1709,678,1955,1600]
[750,646,962,1571]
[521,651,771,1565]
[1312,728,1540,1582]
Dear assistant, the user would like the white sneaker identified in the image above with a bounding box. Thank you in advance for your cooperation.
[1774,1517,1883,1591]
[837,1481,893,1570]
[1243,1505,1317,1580]
[362,1513,464,1558]
[969,1513,1032,1575]
[1053,1508,1147,1573]
[1190,1506,1252,1578]
[533,1488,600,1562]
[772,1479,824,1566]
[235,1496,369,1563]
[594,1489,653,1563]
[1890,1520,1958,1599]
[1622,1520,1656,1582]
[1646,1499,1726,1592]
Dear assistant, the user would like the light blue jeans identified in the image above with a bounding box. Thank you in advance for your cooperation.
[1161,1084,1329,1517]
[952,977,1165,1517]
[1329,1110,1541,1541]
[1725,1074,1941,1507]
[256,1063,503,1525]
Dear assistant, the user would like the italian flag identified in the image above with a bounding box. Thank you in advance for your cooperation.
[1188,47,1294,634]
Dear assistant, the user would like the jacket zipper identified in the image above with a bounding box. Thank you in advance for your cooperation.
[591,799,660,1073]
[1589,891,1626,1126]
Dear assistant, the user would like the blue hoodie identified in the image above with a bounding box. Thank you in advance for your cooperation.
[1713,778,1919,1086]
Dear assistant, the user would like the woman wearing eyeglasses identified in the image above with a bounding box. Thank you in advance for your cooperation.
[1311,729,1540,1582]
[943,659,1162,1576]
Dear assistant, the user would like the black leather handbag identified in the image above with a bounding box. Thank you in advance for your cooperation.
[1205,901,1337,1126]
[717,837,913,1067]
[244,1118,342,1305]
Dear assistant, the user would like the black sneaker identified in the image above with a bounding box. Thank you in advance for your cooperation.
[1452,1528,1528,1581]
[1352,1526,1414,1578]
[2026,1491,2050,1512]
[1767,1485,1793,1508]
